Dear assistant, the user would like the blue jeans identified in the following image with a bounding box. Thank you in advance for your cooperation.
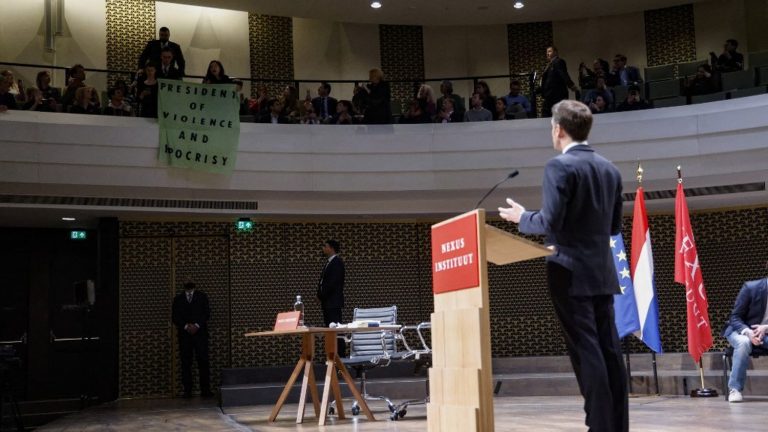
[727,330,768,391]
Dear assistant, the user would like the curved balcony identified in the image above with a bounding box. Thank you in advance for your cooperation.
[1,95,767,225]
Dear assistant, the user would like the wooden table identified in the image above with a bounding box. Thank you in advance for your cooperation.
[244,325,401,426]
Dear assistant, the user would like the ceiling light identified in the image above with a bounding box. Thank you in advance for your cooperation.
[62,217,76,221]
[370,1,382,9]
[513,1,524,9]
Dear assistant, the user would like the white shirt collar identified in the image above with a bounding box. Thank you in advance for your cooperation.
[327,254,337,262]
[562,141,588,154]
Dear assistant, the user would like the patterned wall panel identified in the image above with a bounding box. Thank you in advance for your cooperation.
[507,21,553,118]
[379,25,425,109]
[119,207,768,396]
[106,0,156,88]
[248,14,294,98]
[644,4,697,67]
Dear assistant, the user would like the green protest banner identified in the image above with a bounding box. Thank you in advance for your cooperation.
[157,79,240,174]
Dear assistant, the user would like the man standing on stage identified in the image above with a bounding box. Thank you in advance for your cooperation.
[498,100,627,432]
[317,239,346,355]
[172,281,213,398]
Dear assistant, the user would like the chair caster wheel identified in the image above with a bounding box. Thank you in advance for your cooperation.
[390,412,399,421]
[399,409,407,418]
[351,406,360,416]
[328,407,335,415]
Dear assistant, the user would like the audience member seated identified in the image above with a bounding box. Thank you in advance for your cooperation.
[113,79,135,105]
[22,87,54,112]
[61,64,86,110]
[588,94,611,115]
[300,99,320,124]
[69,86,101,115]
[582,76,614,109]
[36,71,61,105]
[503,79,532,117]
[615,85,652,112]
[436,80,465,119]
[607,54,642,87]
[331,100,354,125]
[258,99,290,124]
[417,84,437,121]
[578,58,609,89]
[138,26,186,76]
[494,98,513,120]
[1,70,26,103]
[203,60,233,85]
[137,62,159,118]
[0,77,19,111]
[248,84,270,117]
[280,85,301,122]
[464,92,492,122]
[685,64,719,96]
[102,86,133,117]
[400,97,429,124]
[232,79,249,115]
[311,82,338,122]
[436,98,462,123]
[158,47,183,80]
[475,80,496,113]
[351,84,367,117]
[360,68,391,124]
[710,39,744,73]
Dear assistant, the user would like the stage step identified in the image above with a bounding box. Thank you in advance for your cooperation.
[220,353,768,407]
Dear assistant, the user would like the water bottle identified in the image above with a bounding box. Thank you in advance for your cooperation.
[293,295,305,327]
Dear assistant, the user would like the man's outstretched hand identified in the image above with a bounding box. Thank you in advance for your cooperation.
[498,198,525,223]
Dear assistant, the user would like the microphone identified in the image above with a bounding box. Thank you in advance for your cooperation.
[474,170,519,210]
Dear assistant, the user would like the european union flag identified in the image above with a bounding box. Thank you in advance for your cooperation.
[611,234,641,338]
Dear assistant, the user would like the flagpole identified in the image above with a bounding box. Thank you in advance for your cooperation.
[678,165,718,398]
[652,352,659,395]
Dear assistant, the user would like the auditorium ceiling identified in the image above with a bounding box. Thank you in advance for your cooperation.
[168,0,707,26]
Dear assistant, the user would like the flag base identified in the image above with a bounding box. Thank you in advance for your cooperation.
[690,388,718,398]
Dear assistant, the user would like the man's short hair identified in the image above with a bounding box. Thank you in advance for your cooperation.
[614,54,627,63]
[325,239,341,253]
[161,46,173,54]
[548,45,558,53]
[628,84,641,94]
[551,100,593,142]
[184,281,195,290]
[441,80,454,93]
[321,82,332,94]
[159,26,170,33]
[727,39,739,48]
[510,79,521,87]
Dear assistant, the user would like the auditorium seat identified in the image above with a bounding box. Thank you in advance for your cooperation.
[644,64,676,82]
[676,60,708,78]
[647,79,681,100]
[691,91,727,105]
[748,51,768,68]
[757,66,768,86]
[721,70,755,91]
[651,96,686,108]
[728,86,767,99]
[722,345,768,401]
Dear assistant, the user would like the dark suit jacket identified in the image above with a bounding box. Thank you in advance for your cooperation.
[722,278,768,336]
[607,66,642,87]
[317,256,345,310]
[172,290,210,333]
[519,145,623,296]
[311,96,338,118]
[158,65,183,80]
[541,56,574,102]
[138,40,186,76]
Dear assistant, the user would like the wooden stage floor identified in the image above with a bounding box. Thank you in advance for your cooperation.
[36,395,766,431]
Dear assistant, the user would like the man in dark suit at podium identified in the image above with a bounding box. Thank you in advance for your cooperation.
[499,100,627,432]
[172,281,212,398]
[138,27,186,77]
[317,240,345,355]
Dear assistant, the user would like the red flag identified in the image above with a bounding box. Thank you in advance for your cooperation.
[674,182,713,363]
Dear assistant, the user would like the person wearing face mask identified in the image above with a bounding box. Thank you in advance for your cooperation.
[172,281,212,398]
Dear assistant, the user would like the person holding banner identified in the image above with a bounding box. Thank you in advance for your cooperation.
[499,100,627,432]
[721,265,768,403]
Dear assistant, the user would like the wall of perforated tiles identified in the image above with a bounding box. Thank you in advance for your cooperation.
[119,207,767,396]
[379,25,425,109]
[248,14,294,98]
[106,0,156,88]
[507,21,553,118]
[644,4,697,67]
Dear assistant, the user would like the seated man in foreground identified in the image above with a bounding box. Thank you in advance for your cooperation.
[722,264,768,403]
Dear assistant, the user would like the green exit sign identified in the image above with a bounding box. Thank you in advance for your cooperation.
[70,230,87,240]
[236,219,253,232]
